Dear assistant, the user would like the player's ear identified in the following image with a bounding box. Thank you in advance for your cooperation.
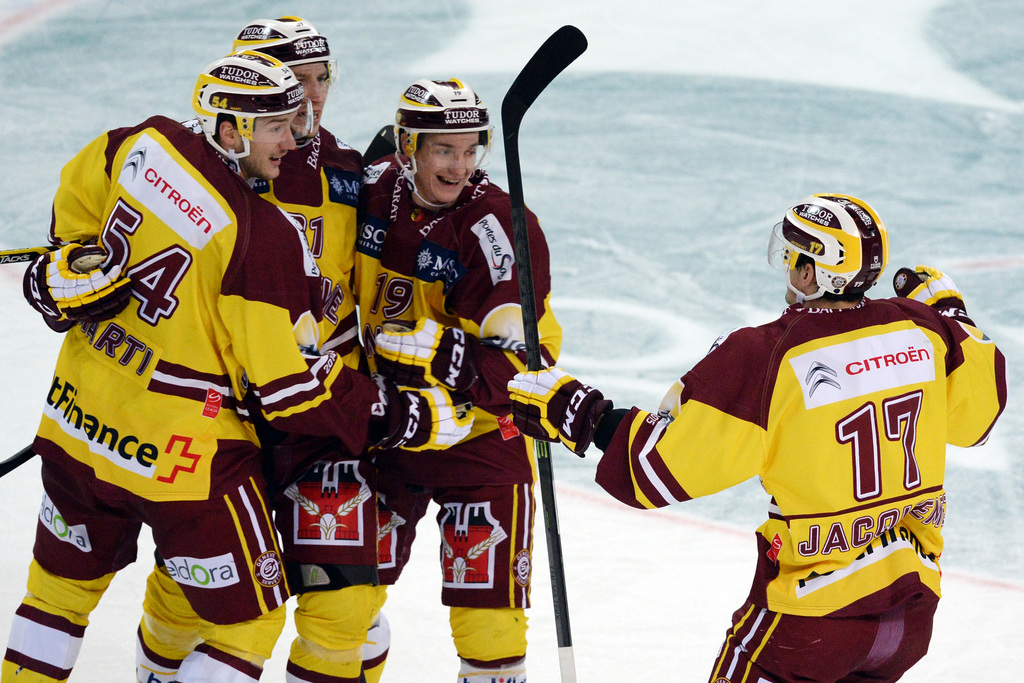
[216,117,242,151]
[795,260,816,287]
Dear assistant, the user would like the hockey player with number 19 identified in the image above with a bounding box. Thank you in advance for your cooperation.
[358,79,563,683]
[508,194,1006,682]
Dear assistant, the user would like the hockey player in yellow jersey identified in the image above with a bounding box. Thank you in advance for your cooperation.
[6,52,471,683]
[358,78,562,683]
[507,194,1006,682]
[132,18,392,683]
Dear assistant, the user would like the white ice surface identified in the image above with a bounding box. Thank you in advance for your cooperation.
[0,0,1022,680]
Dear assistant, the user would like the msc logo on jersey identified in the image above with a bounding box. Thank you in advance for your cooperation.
[416,241,466,293]
[441,502,508,589]
[285,460,372,547]
[789,328,935,409]
[325,167,360,207]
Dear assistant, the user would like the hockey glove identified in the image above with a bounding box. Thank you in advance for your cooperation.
[24,243,132,325]
[372,376,474,452]
[893,265,969,319]
[507,368,613,455]
[374,318,480,393]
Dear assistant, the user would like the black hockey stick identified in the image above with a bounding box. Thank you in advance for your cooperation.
[501,24,587,683]
[0,245,54,265]
[363,125,398,165]
[0,445,36,478]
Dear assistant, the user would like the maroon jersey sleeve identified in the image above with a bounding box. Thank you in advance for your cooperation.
[221,194,383,454]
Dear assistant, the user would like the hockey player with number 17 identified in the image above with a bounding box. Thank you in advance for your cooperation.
[508,194,1006,682]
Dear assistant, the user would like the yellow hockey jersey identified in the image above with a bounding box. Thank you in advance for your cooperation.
[596,298,1005,616]
[34,116,386,502]
[249,127,362,368]
[354,158,562,486]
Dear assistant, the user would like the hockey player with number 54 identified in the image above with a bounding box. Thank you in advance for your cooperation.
[7,51,471,683]
[133,18,398,683]
[508,194,1005,682]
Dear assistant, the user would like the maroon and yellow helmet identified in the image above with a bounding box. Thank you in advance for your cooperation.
[768,194,888,299]
[394,78,492,157]
[231,16,336,87]
[192,50,305,158]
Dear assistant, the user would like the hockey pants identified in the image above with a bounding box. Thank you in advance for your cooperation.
[137,565,388,682]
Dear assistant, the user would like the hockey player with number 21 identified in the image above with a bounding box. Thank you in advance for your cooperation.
[5,51,471,683]
[508,194,1006,682]
[357,78,562,683]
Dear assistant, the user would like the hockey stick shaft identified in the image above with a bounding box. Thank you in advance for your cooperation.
[501,25,587,683]
[0,245,55,266]
[0,445,36,478]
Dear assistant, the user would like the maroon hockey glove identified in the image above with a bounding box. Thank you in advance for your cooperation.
[893,265,972,322]
[24,243,132,327]
[370,376,474,452]
[374,318,480,393]
[507,368,613,455]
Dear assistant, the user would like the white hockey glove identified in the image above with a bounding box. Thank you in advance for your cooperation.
[507,368,613,455]
[371,376,474,452]
[24,243,132,325]
[374,319,480,393]
[892,265,969,320]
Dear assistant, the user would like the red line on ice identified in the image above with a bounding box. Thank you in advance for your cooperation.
[1,0,83,44]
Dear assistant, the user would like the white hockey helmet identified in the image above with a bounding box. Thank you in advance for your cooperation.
[231,16,337,89]
[394,78,492,158]
[768,194,888,301]
[192,50,306,160]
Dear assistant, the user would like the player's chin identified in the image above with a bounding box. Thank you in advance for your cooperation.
[263,161,283,180]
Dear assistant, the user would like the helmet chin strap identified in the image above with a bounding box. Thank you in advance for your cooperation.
[786,267,824,304]
[207,133,251,163]
[412,189,450,210]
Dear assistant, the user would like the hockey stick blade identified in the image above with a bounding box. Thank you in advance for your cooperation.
[363,124,398,165]
[0,445,36,478]
[501,25,588,140]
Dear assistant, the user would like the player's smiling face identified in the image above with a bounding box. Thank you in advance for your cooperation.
[411,132,481,208]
